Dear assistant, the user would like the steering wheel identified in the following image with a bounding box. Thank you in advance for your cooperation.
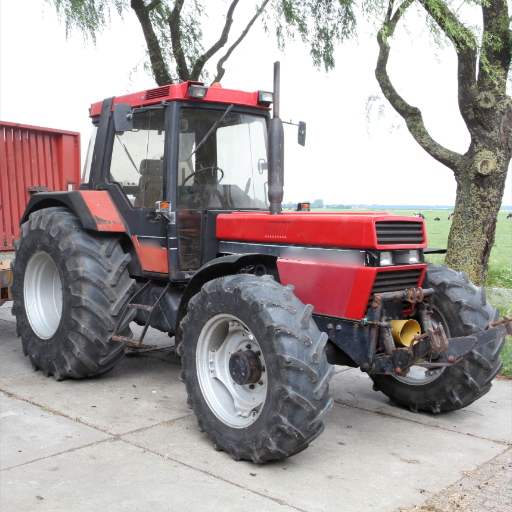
[182,166,229,208]
[182,166,224,186]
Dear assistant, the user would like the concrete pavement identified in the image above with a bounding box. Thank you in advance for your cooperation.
[1,302,510,512]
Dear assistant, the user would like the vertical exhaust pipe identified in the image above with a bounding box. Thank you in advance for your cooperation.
[268,61,284,215]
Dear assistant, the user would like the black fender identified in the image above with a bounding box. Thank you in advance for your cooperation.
[175,253,279,345]
[21,191,99,229]
[20,191,143,277]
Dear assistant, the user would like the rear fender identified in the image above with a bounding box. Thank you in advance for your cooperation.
[175,254,278,345]
[20,190,143,276]
[21,190,126,232]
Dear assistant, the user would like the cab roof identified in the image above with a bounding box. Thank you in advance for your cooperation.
[90,81,270,117]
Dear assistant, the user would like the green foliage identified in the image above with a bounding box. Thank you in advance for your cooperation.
[46,0,358,83]
[48,0,128,44]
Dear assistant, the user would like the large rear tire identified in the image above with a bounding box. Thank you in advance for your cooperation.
[371,264,505,413]
[179,274,334,463]
[11,207,135,380]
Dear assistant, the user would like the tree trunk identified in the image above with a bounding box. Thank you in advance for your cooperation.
[446,98,512,285]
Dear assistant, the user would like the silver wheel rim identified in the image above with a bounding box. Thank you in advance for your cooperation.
[196,314,267,428]
[24,251,63,339]
[394,308,450,385]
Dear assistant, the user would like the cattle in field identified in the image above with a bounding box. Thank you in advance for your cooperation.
[434,217,441,221]
[448,213,454,220]
[414,212,425,219]
[507,213,512,219]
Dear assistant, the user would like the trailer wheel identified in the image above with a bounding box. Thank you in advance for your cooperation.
[11,207,135,380]
[179,274,334,463]
[371,263,505,413]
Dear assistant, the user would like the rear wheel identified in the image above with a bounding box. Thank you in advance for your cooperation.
[179,274,334,462]
[11,207,135,380]
[371,264,505,413]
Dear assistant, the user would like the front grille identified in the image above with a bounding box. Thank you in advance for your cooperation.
[375,221,424,245]
[369,268,423,303]
[145,85,171,100]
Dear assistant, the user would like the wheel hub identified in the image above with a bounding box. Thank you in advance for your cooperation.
[229,350,262,385]
[196,314,268,428]
[24,251,63,339]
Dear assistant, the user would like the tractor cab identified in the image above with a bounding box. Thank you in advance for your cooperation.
[81,81,275,277]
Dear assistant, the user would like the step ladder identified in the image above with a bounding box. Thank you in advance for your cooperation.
[112,280,171,348]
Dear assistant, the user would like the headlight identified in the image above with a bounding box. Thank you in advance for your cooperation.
[408,250,420,264]
[188,84,208,98]
[380,251,394,266]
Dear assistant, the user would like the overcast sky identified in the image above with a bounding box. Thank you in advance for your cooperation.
[1,0,510,206]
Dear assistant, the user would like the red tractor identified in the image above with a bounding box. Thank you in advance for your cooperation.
[11,63,509,463]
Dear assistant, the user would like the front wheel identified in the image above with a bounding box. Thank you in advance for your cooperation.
[371,264,505,413]
[179,274,334,463]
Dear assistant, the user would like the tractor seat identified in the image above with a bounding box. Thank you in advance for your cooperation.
[137,159,164,208]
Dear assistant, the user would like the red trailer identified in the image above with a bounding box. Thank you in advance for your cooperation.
[0,121,80,304]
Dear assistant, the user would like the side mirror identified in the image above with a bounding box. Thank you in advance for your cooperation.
[298,121,306,146]
[113,103,133,132]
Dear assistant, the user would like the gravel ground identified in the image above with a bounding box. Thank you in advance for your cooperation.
[396,449,511,512]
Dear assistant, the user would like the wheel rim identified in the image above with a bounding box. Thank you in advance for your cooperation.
[196,314,267,428]
[24,251,63,339]
[394,307,451,385]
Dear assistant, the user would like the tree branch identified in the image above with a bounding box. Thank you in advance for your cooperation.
[478,0,512,93]
[189,0,239,81]
[168,0,190,81]
[146,0,161,12]
[417,0,478,129]
[375,0,463,172]
[213,0,270,84]
[131,0,172,86]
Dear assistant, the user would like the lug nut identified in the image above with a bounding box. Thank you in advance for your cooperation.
[249,384,255,390]
[255,351,261,356]
[262,366,266,372]
[448,356,455,363]
[258,380,264,385]
[336,325,341,331]
[246,344,252,349]
[395,367,402,375]
[327,323,333,330]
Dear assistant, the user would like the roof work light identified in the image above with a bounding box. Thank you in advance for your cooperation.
[188,84,209,99]
[258,91,273,105]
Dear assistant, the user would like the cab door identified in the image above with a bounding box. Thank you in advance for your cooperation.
[105,106,170,276]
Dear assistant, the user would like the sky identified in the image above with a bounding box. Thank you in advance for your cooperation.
[1,0,510,207]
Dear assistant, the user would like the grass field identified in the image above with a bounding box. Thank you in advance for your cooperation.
[306,208,512,377]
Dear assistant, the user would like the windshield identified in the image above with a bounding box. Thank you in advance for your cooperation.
[177,109,268,210]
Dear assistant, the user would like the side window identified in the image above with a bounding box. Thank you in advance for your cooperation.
[109,109,166,208]
[81,124,98,185]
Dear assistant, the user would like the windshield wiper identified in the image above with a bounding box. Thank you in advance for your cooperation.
[186,104,234,162]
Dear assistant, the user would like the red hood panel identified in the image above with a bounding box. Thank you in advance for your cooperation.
[216,212,427,250]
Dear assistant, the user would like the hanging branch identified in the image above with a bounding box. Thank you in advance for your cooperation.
[375,0,462,172]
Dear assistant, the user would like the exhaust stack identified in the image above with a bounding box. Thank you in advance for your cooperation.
[268,62,284,215]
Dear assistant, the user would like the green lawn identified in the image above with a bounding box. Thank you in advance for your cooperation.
[307,208,512,377]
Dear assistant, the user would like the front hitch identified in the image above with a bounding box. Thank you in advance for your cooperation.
[313,287,510,377]
[372,289,512,375]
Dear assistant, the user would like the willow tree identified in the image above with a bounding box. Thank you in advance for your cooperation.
[48,0,357,85]
[375,0,511,285]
